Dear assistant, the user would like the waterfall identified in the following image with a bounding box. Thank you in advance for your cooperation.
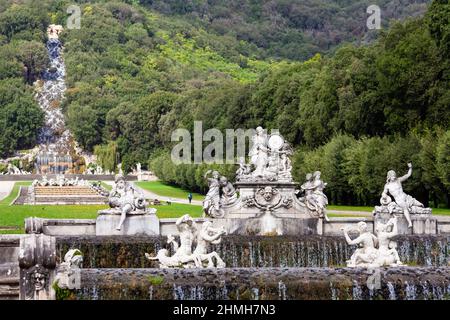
[387,282,396,300]
[34,28,75,173]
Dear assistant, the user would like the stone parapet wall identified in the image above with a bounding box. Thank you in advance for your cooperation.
[63,267,450,300]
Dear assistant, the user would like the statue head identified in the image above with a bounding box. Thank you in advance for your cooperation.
[33,270,46,291]
[357,221,367,232]
[115,174,126,188]
[313,171,321,180]
[262,186,274,201]
[212,171,220,179]
[306,173,313,181]
[256,126,264,135]
[387,170,397,182]
[219,176,228,186]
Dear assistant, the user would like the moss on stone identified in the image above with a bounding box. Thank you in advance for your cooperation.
[147,275,164,286]
[52,280,76,300]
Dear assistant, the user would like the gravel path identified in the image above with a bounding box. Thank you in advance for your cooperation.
[0,181,15,201]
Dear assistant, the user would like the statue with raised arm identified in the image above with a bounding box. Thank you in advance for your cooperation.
[342,222,379,267]
[381,163,425,228]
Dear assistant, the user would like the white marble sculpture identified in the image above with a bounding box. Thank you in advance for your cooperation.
[375,163,430,228]
[343,219,404,268]
[374,217,403,266]
[299,171,329,221]
[54,249,83,290]
[343,222,379,267]
[104,174,147,230]
[203,170,224,218]
[145,214,226,268]
[236,157,252,181]
[244,127,293,182]
[219,176,237,205]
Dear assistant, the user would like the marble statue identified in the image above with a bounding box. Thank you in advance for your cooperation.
[249,126,269,177]
[54,249,83,290]
[107,174,147,230]
[343,219,404,268]
[299,171,329,221]
[220,176,237,205]
[145,214,226,268]
[136,162,142,174]
[193,220,226,268]
[7,163,21,175]
[236,157,252,181]
[374,217,403,267]
[238,127,293,182]
[343,222,379,267]
[203,170,224,218]
[378,163,429,228]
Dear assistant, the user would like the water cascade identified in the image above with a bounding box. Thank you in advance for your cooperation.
[34,26,74,174]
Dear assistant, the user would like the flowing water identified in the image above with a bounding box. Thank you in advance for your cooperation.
[34,36,74,173]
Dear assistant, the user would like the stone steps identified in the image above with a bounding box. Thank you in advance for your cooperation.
[34,186,99,196]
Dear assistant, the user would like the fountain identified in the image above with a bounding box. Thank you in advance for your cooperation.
[33,25,75,174]
[1,127,448,301]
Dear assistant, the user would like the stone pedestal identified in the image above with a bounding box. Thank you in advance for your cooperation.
[374,212,437,235]
[96,211,160,236]
[212,181,321,235]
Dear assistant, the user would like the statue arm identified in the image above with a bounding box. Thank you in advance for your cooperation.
[343,230,361,245]
[398,164,412,182]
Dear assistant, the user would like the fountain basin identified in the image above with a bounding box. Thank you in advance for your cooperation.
[56,235,449,268]
[62,267,450,300]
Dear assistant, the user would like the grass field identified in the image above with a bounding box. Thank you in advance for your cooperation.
[0,182,202,234]
[135,181,204,201]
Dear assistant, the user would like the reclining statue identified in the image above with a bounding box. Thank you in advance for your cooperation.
[343,218,403,268]
[379,163,427,228]
[145,214,226,268]
[107,174,147,231]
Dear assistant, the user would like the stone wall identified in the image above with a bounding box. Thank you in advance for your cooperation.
[64,267,450,300]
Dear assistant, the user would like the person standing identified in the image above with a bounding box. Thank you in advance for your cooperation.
[188,192,193,204]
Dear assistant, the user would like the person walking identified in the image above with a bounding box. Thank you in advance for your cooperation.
[188,192,193,204]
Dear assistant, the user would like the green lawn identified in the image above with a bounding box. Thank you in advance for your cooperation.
[327,205,373,212]
[0,181,32,205]
[135,181,204,201]
[0,182,202,234]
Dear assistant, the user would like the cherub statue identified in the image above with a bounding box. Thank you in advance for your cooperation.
[382,163,424,228]
[220,176,237,205]
[236,157,251,181]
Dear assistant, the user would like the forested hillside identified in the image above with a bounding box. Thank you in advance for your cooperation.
[0,0,448,207]
[142,0,430,60]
